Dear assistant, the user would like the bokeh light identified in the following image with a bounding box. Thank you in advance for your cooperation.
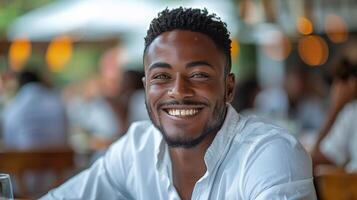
[325,14,348,43]
[8,37,31,71]
[46,36,73,73]
[298,35,329,66]
[263,31,292,61]
[297,16,313,35]
[231,38,240,60]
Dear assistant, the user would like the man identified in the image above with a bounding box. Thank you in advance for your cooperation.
[2,70,68,149]
[312,41,357,172]
[42,8,316,199]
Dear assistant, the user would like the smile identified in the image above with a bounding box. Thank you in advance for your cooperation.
[165,108,200,117]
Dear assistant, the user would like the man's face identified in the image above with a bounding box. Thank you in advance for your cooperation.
[144,30,234,148]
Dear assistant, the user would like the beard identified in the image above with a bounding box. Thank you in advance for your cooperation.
[145,96,227,149]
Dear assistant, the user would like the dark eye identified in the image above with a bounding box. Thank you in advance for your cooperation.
[153,73,171,80]
[190,72,209,79]
[151,73,171,83]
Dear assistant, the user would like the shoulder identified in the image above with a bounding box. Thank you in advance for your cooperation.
[235,115,296,144]
[235,115,308,163]
[232,116,313,199]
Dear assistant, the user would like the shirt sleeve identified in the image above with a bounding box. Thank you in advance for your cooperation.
[40,135,134,200]
[241,133,317,200]
[320,105,353,166]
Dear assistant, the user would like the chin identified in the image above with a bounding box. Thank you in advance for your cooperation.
[161,125,214,148]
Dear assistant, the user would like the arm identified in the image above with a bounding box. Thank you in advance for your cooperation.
[40,135,133,200]
[312,78,357,167]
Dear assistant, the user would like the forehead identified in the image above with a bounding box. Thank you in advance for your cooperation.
[144,30,226,70]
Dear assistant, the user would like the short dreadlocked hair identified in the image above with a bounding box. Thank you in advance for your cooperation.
[144,7,232,74]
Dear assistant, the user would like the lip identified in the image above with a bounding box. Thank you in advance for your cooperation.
[160,105,206,109]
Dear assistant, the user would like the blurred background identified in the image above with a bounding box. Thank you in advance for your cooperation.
[0,0,356,199]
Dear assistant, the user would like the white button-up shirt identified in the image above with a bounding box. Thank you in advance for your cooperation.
[41,105,316,199]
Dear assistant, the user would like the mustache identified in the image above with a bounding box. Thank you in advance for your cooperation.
[158,99,209,108]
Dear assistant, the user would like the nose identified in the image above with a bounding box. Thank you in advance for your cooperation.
[168,75,194,99]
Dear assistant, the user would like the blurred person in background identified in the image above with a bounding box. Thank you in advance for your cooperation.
[87,68,150,153]
[231,76,261,114]
[85,69,149,154]
[283,65,326,133]
[2,69,68,149]
[63,47,125,154]
[312,41,357,172]
[121,70,149,125]
[1,69,69,197]
[89,47,125,139]
[255,64,326,135]
[63,49,148,159]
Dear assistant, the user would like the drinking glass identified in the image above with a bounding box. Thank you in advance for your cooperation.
[0,173,13,200]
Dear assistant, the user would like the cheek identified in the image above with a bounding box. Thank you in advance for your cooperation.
[147,85,167,112]
[193,83,225,102]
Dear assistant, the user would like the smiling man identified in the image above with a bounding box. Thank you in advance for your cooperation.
[144,29,230,149]
[41,8,316,200]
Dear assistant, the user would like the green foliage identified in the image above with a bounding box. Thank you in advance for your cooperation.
[53,47,102,86]
[0,0,53,38]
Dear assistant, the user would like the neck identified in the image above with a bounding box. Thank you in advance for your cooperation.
[169,132,216,200]
[169,131,216,168]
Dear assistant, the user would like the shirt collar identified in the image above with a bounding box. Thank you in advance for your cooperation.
[154,104,243,173]
[204,104,242,172]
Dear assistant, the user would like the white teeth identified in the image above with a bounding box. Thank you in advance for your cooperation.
[167,109,199,117]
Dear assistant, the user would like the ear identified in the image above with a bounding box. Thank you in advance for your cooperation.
[142,76,146,88]
[225,73,235,103]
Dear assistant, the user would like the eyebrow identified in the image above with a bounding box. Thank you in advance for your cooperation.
[186,61,213,69]
[147,60,213,71]
[148,62,171,71]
